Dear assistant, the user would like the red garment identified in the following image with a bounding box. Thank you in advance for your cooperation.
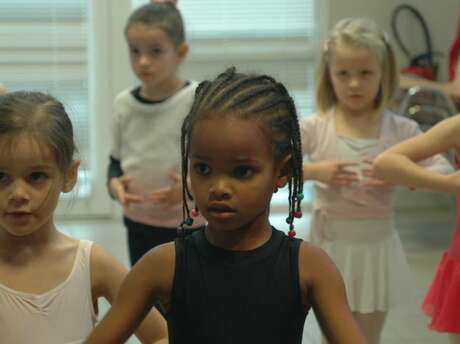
[448,16,460,81]
[421,159,460,333]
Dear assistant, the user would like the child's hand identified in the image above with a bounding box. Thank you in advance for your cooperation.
[361,159,393,189]
[445,79,460,100]
[309,161,359,187]
[149,172,182,208]
[109,176,145,206]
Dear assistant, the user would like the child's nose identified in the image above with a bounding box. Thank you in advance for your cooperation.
[8,180,30,203]
[209,178,231,200]
[349,77,360,88]
[139,54,151,66]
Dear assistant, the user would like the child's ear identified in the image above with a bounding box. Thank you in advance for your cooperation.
[63,160,80,193]
[176,42,189,62]
[276,154,292,188]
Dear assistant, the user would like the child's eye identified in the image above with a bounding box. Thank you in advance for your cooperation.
[129,47,140,55]
[336,70,348,78]
[361,70,372,76]
[28,172,48,183]
[233,166,254,178]
[193,163,211,176]
[151,48,162,55]
[0,172,10,184]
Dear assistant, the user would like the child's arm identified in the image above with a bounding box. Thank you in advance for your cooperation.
[108,100,145,206]
[400,74,460,100]
[300,115,359,187]
[87,244,174,343]
[107,157,145,206]
[303,161,359,186]
[299,242,365,343]
[150,173,195,208]
[149,172,182,207]
[374,115,460,193]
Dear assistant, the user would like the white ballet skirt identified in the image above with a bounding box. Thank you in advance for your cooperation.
[308,136,413,313]
[310,216,413,313]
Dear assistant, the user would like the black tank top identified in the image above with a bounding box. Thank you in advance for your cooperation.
[167,227,309,344]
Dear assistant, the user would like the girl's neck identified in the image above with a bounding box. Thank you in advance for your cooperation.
[141,78,184,101]
[334,106,382,139]
[205,217,272,251]
[0,224,61,258]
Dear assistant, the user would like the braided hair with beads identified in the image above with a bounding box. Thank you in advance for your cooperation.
[178,67,303,237]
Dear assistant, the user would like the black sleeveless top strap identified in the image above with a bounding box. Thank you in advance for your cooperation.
[167,227,309,344]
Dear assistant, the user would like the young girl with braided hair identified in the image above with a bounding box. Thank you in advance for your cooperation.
[300,17,453,343]
[86,67,364,343]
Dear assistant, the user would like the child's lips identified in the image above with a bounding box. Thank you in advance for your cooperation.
[6,211,31,215]
[207,205,236,221]
[5,211,32,223]
[139,71,153,79]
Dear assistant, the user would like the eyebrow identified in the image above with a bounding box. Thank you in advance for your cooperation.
[30,165,53,169]
[191,154,259,164]
[190,154,209,160]
[0,164,53,170]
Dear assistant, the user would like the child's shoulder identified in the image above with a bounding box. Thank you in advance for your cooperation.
[299,113,332,143]
[300,112,332,128]
[384,109,419,128]
[114,87,135,104]
[298,240,331,265]
[134,242,176,297]
[144,241,176,263]
[300,112,325,122]
[298,241,341,287]
[185,80,199,90]
[171,80,199,101]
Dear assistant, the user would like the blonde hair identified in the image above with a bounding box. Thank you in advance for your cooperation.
[315,17,398,114]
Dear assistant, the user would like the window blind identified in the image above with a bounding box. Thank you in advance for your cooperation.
[0,0,90,196]
[133,0,314,39]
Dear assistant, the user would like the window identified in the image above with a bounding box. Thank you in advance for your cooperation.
[0,0,90,196]
[0,1,115,216]
[133,0,314,39]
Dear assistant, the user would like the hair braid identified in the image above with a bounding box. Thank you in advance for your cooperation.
[209,75,270,111]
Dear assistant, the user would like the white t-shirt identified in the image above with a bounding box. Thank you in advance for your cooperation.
[111,82,204,227]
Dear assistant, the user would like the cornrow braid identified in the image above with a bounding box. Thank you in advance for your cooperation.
[179,67,304,238]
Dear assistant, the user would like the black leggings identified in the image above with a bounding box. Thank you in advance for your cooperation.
[123,216,178,266]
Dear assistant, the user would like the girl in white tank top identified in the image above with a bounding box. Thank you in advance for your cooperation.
[0,91,167,344]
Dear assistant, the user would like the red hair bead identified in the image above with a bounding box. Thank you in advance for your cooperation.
[191,208,199,217]
[293,211,302,218]
[288,229,296,238]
